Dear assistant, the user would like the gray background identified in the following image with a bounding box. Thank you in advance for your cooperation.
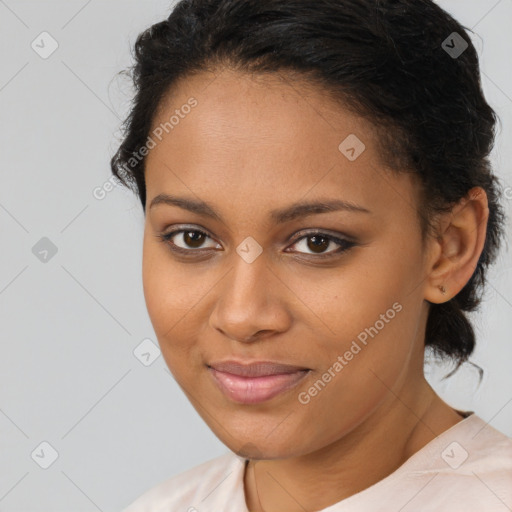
[0,0,511,510]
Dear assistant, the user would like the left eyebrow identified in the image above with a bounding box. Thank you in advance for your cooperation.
[148,194,372,224]
[269,198,372,223]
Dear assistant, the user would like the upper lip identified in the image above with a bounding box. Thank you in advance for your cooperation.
[207,360,310,377]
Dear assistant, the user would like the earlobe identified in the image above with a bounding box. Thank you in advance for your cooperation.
[424,187,489,305]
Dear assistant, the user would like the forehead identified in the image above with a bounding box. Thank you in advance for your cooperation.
[149,67,370,144]
[144,68,418,223]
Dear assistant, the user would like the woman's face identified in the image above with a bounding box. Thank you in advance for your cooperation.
[142,68,434,458]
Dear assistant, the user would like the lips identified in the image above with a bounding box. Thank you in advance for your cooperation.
[208,360,309,377]
[207,360,311,404]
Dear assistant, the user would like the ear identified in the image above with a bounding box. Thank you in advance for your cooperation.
[424,187,489,304]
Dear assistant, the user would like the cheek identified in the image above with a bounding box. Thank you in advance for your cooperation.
[315,300,415,390]
[321,241,421,341]
[142,233,193,323]
[307,236,425,398]
[142,241,171,332]
[142,240,192,356]
[292,301,420,450]
[141,237,215,385]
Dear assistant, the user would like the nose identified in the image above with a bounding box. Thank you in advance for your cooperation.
[208,256,292,343]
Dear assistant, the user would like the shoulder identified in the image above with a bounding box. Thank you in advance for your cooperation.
[454,414,512,474]
[449,416,512,501]
[341,414,512,511]
[409,415,512,510]
[122,451,247,512]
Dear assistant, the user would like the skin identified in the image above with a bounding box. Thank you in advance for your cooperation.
[142,67,489,512]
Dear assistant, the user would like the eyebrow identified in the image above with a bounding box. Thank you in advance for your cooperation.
[149,194,372,223]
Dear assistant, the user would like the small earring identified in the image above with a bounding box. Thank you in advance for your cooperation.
[439,285,447,295]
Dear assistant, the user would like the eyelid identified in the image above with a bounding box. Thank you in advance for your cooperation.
[289,228,355,243]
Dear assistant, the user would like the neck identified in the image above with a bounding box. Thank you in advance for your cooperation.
[243,378,464,512]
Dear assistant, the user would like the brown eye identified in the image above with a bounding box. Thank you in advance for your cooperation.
[287,232,355,258]
[305,235,330,253]
[183,231,206,248]
[159,228,220,252]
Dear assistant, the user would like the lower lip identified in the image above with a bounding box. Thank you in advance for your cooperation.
[208,367,310,404]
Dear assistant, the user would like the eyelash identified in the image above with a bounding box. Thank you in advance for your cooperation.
[155,226,356,260]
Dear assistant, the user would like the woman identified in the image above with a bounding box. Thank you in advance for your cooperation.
[111,0,512,510]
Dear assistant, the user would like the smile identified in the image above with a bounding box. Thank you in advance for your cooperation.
[207,365,311,404]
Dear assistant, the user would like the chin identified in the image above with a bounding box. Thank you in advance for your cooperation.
[228,434,305,461]
[235,442,268,460]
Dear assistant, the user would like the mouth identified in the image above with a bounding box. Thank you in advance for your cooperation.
[206,360,311,404]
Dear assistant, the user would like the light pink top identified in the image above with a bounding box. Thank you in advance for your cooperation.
[123,413,512,511]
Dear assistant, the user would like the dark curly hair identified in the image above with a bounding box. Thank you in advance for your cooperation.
[110,0,506,377]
